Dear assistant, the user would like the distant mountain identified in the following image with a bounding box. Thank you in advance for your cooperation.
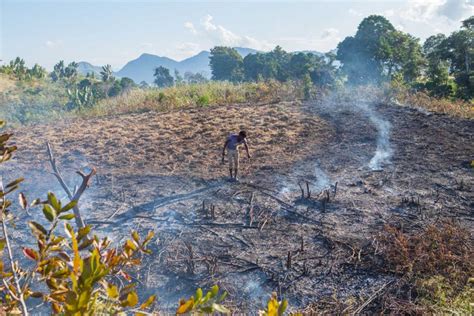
[77,62,103,77]
[115,47,260,84]
[79,47,325,84]
[115,54,178,84]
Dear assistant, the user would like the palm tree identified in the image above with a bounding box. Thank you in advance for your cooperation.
[100,64,114,82]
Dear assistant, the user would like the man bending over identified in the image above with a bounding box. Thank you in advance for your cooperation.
[222,131,251,181]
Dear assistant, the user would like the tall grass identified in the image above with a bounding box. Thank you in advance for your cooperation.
[383,82,474,119]
[0,74,68,125]
[79,80,304,118]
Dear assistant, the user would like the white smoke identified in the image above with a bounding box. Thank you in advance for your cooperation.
[314,164,331,191]
[355,102,393,170]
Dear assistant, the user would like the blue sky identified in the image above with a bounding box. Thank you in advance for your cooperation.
[1,0,473,70]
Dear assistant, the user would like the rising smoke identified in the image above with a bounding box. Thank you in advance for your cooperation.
[354,101,393,170]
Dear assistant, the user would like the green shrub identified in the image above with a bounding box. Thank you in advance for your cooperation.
[197,94,210,106]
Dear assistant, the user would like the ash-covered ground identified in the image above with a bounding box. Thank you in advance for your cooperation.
[3,97,473,313]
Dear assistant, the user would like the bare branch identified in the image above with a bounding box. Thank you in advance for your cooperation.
[46,142,96,229]
[0,178,29,316]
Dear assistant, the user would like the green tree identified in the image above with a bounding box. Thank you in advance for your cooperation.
[28,64,47,79]
[120,77,136,93]
[209,46,243,82]
[174,69,184,85]
[184,71,208,84]
[153,66,174,87]
[337,15,422,85]
[243,53,276,81]
[444,16,473,99]
[51,60,65,82]
[100,64,114,82]
[423,34,454,97]
[64,62,79,82]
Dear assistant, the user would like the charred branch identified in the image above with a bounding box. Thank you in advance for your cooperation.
[46,142,96,229]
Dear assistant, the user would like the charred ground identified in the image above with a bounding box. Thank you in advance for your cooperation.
[4,98,473,313]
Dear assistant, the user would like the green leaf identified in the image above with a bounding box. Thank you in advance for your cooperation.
[195,288,203,303]
[278,299,288,315]
[210,285,219,298]
[0,238,5,251]
[6,178,24,189]
[60,200,77,214]
[43,204,56,222]
[29,221,47,236]
[212,303,230,314]
[126,291,139,307]
[47,192,61,211]
[139,294,156,309]
[132,231,139,243]
[217,291,228,303]
[59,214,75,220]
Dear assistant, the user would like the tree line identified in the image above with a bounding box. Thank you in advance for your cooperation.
[207,15,473,100]
[2,14,472,104]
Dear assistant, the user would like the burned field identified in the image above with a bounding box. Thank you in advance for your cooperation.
[5,99,473,313]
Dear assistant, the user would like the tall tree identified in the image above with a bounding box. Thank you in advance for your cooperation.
[64,62,79,81]
[51,60,65,82]
[209,47,243,82]
[336,15,422,85]
[153,66,174,87]
[100,64,114,82]
[444,16,473,99]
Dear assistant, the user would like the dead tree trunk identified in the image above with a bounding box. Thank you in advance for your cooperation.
[46,142,96,229]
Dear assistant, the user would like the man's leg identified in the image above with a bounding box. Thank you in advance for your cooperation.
[228,150,235,180]
[234,151,240,181]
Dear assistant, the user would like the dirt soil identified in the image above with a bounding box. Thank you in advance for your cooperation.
[4,98,473,313]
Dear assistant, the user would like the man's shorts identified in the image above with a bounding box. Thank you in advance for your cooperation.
[228,149,239,169]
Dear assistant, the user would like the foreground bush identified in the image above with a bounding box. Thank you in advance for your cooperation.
[375,221,473,314]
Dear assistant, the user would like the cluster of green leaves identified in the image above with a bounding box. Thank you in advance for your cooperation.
[0,121,156,315]
[337,15,473,100]
[421,16,473,100]
[176,285,229,314]
[209,46,338,90]
[337,15,424,85]
[0,57,47,81]
[259,292,288,316]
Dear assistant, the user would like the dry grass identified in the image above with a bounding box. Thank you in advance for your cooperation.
[374,220,474,314]
[384,84,474,119]
[12,101,329,180]
[82,80,304,118]
[0,74,16,93]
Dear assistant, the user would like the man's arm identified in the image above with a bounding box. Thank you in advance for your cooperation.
[222,140,229,161]
[244,141,251,158]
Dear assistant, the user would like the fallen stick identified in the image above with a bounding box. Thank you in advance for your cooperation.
[353,281,393,315]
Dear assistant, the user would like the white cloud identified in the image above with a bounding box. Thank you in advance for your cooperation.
[185,14,273,51]
[45,40,61,48]
[348,8,363,17]
[184,22,197,35]
[437,0,473,21]
[321,28,340,40]
[404,0,473,23]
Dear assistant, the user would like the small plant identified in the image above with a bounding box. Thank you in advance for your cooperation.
[259,292,288,316]
[176,285,229,314]
[0,121,156,315]
[197,94,210,107]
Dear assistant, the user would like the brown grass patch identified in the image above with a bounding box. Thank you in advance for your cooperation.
[12,101,330,180]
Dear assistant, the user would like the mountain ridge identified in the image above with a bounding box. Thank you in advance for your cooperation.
[78,47,324,83]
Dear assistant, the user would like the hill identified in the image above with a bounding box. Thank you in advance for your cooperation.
[77,61,103,77]
[116,47,259,83]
